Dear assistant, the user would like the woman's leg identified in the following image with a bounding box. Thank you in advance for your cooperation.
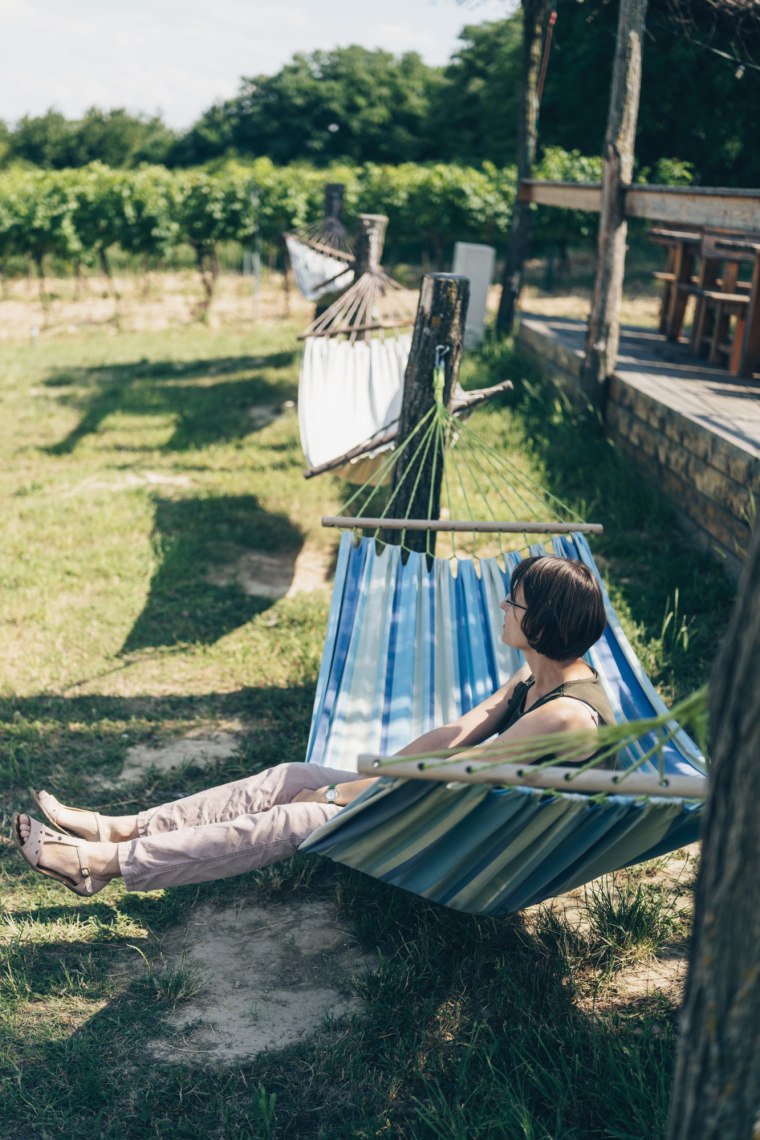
[16,798,340,894]
[37,763,360,842]
[137,762,360,836]
[119,798,340,891]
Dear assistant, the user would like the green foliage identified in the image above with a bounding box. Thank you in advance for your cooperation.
[434,17,523,164]
[541,0,760,188]
[0,159,518,274]
[7,107,176,169]
[201,45,445,166]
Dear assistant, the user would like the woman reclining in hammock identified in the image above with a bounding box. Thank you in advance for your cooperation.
[14,553,613,898]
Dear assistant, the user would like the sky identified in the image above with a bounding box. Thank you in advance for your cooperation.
[0,0,512,129]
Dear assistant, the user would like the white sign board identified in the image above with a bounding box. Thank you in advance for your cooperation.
[452,242,496,348]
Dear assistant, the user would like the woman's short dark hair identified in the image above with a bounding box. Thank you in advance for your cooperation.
[509,555,606,661]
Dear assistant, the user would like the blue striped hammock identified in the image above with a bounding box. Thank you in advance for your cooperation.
[300,531,705,915]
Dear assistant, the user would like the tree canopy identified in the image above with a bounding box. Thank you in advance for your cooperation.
[1,8,758,185]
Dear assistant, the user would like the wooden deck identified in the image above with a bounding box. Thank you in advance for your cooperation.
[516,312,760,578]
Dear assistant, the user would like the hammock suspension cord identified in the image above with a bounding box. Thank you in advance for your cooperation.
[326,350,597,562]
[358,687,709,798]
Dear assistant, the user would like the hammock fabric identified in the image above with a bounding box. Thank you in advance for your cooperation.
[285,234,354,302]
[299,334,411,474]
[299,531,705,915]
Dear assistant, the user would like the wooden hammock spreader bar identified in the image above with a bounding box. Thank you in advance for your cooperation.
[356,754,709,800]
[284,232,355,263]
[322,517,604,535]
[298,317,413,341]
[451,379,514,411]
[308,265,356,295]
[305,427,397,479]
[303,380,515,479]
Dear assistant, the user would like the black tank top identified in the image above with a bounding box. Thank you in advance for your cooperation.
[493,669,617,770]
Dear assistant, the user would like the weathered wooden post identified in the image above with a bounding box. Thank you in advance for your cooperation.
[324,182,344,219]
[580,0,648,409]
[386,273,470,554]
[666,522,760,1140]
[353,213,387,279]
[496,0,554,335]
[314,212,386,321]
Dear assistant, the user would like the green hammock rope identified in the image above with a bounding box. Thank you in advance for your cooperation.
[364,687,709,792]
[334,359,588,561]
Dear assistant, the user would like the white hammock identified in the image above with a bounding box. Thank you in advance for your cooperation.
[298,335,412,475]
[285,235,354,302]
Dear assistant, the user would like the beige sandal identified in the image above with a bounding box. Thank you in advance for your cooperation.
[31,789,104,841]
[13,814,109,897]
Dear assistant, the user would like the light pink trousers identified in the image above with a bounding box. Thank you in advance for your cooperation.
[117,762,364,892]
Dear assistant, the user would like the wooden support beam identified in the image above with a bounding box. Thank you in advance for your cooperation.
[519,181,760,233]
[580,0,649,406]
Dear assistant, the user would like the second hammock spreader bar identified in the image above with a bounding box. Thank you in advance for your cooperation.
[322,517,604,535]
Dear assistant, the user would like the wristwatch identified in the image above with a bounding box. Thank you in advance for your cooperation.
[325,784,340,805]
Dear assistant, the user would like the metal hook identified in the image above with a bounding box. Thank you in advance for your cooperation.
[434,344,450,370]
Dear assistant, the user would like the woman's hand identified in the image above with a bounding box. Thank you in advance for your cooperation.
[291,778,379,807]
[291,786,332,804]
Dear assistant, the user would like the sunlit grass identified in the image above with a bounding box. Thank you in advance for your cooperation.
[0,285,735,1137]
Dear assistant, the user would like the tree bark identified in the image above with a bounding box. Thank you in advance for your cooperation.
[385,273,469,555]
[666,524,760,1140]
[496,0,553,336]
[580,0,648,409]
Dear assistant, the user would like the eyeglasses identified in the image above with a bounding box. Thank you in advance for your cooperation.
[503,595,527,612]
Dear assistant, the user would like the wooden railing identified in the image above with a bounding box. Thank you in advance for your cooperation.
[519,181,760,233]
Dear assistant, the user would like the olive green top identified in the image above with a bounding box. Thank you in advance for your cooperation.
[493,669,617,770]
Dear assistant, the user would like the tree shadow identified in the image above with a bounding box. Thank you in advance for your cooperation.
[44,351,298,456]
[0,683,318,800]
[122,494,304,652]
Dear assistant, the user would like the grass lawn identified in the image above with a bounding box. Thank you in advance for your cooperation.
[0,286,736,1138]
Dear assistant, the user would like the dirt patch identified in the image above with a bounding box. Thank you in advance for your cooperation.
[527,845,698,1015]
[206,543,333,600]
[0,271,313,340]
[149,897,376,1064]
[65,471,194,496]
[117,730,241,783]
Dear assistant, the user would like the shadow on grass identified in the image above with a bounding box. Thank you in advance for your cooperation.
[44,350,298,455]
[0,683,318,799]
[0,866,679,1138]
[122,493,304,652]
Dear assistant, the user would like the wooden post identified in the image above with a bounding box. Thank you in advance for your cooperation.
[666,523,760,1140]
[496,0,554,336]
[322,183,346,249]
[354,213,387,278]
[385,273,469,554]
[324,183,344,220]
[580,0,648,409]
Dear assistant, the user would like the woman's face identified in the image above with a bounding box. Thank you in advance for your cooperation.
[500,583,528,649]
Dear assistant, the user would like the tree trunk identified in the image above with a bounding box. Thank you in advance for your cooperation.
[496,0,553,336]
[385,273,469,555]
[580,0,648,409]
[666,525,760,1140]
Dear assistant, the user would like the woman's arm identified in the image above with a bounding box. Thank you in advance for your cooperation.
[295,662,533,806]
[393,661,532,757]
[480,695,600,761]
